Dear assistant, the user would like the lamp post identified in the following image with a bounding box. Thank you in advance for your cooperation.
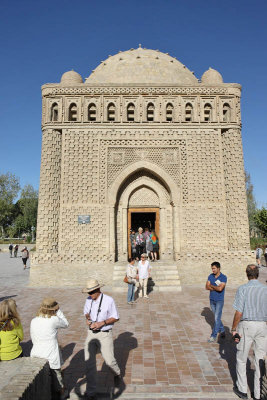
[31,226,35,242]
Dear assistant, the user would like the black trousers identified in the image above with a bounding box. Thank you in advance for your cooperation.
[136,244,145,260]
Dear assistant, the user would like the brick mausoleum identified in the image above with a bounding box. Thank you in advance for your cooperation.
[30,46,254,286]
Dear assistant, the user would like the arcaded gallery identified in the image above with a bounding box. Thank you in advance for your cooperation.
[33,46,253,282]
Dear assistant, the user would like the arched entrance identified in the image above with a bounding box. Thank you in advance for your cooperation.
[109,162,181,262]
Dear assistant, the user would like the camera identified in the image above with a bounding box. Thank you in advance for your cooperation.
[232,333,241,341]
[88,321,101,334]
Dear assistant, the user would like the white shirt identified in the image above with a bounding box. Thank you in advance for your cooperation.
[83,293,119,331]
[138,260,151,279]
[30,309,69,369]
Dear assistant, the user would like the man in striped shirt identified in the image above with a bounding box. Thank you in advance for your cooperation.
[231,264,267,400]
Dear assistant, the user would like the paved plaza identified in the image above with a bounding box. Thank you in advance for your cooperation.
[0,252,266,399]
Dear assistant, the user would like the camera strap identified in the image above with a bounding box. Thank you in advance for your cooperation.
[88,293,104,322]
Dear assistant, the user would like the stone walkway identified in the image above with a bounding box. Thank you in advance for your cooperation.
[0,253,266,399]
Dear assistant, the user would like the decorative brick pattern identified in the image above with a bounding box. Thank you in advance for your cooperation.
[222,129,250,250]
[34,49,251,274]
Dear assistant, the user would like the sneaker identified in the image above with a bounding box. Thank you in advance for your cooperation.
[207,336,216,343]
[144,295,149,298]
[127,302,132,305]
[220,332,226,338]
[233,386,248,399]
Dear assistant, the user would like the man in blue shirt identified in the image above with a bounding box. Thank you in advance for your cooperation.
[206,261,227,343]
[231,264,267,400]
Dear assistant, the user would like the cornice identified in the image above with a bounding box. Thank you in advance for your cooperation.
[42,85,241,97]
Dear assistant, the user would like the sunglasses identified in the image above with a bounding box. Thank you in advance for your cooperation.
[88,289,99,295]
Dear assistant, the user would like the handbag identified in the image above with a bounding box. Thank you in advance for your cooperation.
[123,275,130,284]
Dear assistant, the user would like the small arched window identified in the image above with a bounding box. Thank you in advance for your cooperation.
[107,103,115,121]
[50,103,58,122]
[68,103,77,121]
[88,103,96,121]
[204,103,212,122]
[166,103,173,122]
[223,103,231,122]
[185,103,193,122]
[147,103,154,122]
[127,103,135,122]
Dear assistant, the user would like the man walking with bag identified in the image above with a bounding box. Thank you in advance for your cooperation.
[82,278,121,400]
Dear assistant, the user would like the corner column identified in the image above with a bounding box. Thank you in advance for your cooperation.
[36,129,62,255]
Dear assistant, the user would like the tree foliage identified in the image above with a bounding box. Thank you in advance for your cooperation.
[10,185,38,237]
[254,207,267,238]
[245,171,257,235]
[0,173,20,235]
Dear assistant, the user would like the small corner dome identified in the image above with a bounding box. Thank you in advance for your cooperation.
[201,67,223,84]
[60,70,83,85]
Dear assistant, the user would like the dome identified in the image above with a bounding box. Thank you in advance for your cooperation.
[60,70,83,85]
[85,47,198,85]
[201,68,223,84]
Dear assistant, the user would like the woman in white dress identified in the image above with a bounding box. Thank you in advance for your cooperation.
[30,298,69,399]
[138,253,152,298]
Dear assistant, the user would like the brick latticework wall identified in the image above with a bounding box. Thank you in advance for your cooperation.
[31,48,254,285]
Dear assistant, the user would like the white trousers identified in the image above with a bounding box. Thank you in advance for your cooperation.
[84,329,120,395]
[139,278,148,297]
[236,320,267,399]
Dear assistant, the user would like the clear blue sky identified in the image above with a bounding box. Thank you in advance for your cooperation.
[0,0,266,205]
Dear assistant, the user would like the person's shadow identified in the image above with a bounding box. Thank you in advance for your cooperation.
[147,277,155,295]
[69,331,138,399]
[201,307,256,391]
[201,306,214,330]
[0,294,17,302]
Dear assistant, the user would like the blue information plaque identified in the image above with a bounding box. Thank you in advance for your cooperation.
[78,215,90,224]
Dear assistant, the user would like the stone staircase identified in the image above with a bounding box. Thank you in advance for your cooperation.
[112,260,182,292]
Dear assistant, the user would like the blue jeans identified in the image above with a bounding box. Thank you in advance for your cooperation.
[127,283,135,302]
[210,300,225,338]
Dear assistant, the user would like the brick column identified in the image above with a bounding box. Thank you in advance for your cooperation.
[36,129,62,254]
[221,128,250,250]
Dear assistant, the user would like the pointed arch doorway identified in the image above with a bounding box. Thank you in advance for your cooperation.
[109,163,181,262]
[128,207,160,257]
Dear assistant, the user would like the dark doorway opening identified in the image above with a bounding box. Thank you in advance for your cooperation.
[131,212,156,232]
[127,207,160,258]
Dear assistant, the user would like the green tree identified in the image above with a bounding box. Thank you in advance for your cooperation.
[13,184,38,237]
[245,171,257,235]
[254,207,267,237]
[0,173,20,236]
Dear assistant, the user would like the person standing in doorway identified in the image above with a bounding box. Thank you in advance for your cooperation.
[205,261,227,343]
[138,254,152,299]
[231,265,267,400]
[130,229,136,259]
[151,231,159,261]
[135,227,145,260]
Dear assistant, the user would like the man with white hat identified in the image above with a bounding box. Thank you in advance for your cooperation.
[82,278,121,400]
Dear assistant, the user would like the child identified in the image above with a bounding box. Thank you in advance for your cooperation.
[0,299,24,360]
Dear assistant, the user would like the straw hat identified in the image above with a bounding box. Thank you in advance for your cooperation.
[82,278,104,293]
[40,297,59,311]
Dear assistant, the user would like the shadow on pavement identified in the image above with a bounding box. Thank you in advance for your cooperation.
[0,294,17,302]
[65,331,137,398]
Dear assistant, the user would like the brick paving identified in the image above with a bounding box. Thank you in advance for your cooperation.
[0,253,266,399]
